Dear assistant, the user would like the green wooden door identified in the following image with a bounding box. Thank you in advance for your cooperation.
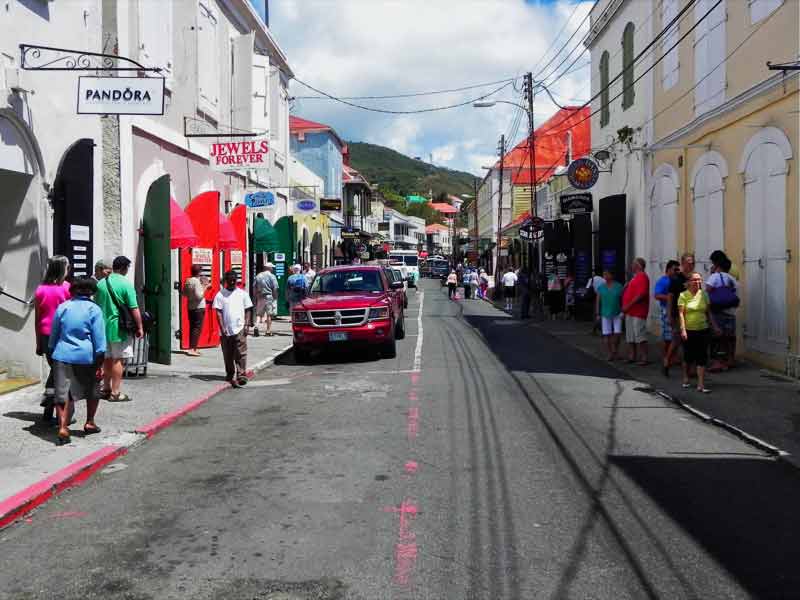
[143,175,172,365]
[273,216,295,316]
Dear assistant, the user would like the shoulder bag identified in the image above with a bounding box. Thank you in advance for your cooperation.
[104,277,140,334]
[708,272,740,312]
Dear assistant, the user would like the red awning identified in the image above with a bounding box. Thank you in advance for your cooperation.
[170,198,199,249]
[219,213,239,250]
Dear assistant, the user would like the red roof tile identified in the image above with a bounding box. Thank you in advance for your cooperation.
[290,115,345,149]
[428,202,459,214]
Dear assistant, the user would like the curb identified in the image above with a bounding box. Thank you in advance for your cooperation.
[0,342,293,530]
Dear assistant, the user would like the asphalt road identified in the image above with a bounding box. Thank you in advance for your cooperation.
[1,279,798,600]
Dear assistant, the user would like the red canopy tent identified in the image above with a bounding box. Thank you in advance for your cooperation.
[218,213,239,250]
[169,198,199,248]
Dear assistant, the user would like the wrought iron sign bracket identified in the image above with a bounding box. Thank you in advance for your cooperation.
[20,44,161,73]
[184,116,266,138]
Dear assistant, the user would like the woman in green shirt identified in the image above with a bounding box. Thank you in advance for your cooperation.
[678,272,720,393]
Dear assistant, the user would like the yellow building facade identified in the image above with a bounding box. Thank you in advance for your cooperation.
[649,0,798,369]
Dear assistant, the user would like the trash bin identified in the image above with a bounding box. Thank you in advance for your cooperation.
[123,334,149,378]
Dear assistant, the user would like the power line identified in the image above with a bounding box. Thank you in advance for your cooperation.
[292,76,521,101]
[533,2,594,81]
[529,1,590,77]
[535,0,704,138]
[292,78,514,115]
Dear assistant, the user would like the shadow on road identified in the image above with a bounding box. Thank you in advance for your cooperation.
[612,455,800,599]
[274,347,382,367]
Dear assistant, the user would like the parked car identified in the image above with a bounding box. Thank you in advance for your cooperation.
[388,266,409,308]
[291,265,406,362]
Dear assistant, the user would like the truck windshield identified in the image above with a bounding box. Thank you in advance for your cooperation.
[390,255,418,266]
[311,270,384,293]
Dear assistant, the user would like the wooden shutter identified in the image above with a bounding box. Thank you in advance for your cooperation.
[232,33,254,133]
[197,1,219,117]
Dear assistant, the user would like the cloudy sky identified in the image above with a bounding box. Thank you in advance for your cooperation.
[269,0,593,176]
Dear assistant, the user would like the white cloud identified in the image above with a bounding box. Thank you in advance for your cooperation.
[272,0,593,175]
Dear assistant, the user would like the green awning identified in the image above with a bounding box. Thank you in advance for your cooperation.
[406,195,428,204]
[253,217,281,253]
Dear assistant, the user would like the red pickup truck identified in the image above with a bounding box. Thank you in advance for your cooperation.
[291,265,406,362]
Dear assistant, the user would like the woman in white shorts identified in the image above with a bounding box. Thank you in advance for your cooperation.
[595,269,624,361]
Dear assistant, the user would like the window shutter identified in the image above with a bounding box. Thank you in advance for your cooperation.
[706,1,726,110]
[251,55,268,133]
[197,2,219,117]
[232,33,254,133]
[622,23,635,109]
[693,0,710,115]
[661,0,679,89]
[600,51,610,127]
[751,0,782,23]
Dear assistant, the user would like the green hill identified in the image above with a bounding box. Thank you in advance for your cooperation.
[346,141,478,198]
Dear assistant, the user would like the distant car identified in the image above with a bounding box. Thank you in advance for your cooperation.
[388,267,409,309]
[291,265,406,362]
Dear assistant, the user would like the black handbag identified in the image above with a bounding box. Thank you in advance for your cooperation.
[103,277,138,334]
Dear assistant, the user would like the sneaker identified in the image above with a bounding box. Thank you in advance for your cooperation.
[230,379,241,388]
[237,376,248,386]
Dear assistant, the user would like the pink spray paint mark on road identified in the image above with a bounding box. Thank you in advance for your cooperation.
[410,373,420,385]
[404,461,418,474]
[406,407,419,440]
[385,500,419,585]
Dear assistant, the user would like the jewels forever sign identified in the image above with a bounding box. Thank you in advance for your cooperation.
[209,139,270,171]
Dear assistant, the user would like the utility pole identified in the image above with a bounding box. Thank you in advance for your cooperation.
[473,178,479,266]
[524,72,537,218]
[496,134,506,274]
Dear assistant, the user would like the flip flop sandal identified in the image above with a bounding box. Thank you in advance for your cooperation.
[681,383,692,389]
[83,425,102,435]
[108,393,132,402]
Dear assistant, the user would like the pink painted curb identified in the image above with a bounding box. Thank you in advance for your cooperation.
[0,445,127,529]
[135,382,230,438]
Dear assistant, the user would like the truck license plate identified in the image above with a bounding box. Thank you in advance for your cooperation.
[329,332,348,342]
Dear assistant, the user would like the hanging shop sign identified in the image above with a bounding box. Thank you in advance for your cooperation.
[519,225,533,240]
[191,248,213,265]
[320,198,342,212]
[294,198,319,215]
[566,158,600,190]
[274,253,286,262]
[77,76,165,115]
[341,228,361,239]
[560,192,593,215]
[209,139,269,171]
[244,191,275,208]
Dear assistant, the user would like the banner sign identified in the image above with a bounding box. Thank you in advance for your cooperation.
[341,228,361,239]
[230,250,243,265]
[77,76,165,115]
[209,139,269,171]
[191,248,213,265]
[244,191,275,208]
[566,158,600,190]
[321,198,342,212]
[560,193,593,215]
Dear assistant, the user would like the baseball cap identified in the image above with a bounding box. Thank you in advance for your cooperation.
[265,262,274,269]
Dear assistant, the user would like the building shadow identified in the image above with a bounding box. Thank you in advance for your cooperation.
[275,347,381,366]
[611,455,800,599]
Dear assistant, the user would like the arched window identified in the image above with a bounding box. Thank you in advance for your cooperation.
[622,22,635,109]
[599,51,610,127]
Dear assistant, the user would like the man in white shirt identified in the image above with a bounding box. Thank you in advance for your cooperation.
[212,270,253,388]
[501,268,518,311]
[303,262,316,288]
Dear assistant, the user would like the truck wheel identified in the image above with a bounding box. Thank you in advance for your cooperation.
[382,337,397,358]
[294,346,311,364]
[395,314,406,340]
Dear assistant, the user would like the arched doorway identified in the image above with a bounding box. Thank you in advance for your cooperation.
[740,127,792,356]
[311,232,323,270]
[52,139,94,278]
[691,152,727,274]
[0,110,45,378]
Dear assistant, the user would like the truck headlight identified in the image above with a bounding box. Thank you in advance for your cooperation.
[368,307,390,320]
[292,310,309,323]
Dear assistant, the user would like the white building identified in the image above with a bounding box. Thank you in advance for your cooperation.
[0,0,105,379]
[476,166,512,273]
[585,0,655,273]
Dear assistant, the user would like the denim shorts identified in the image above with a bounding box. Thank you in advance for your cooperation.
[660,307,672,342]
[715,313,736,337]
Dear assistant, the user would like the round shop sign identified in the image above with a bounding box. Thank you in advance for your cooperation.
[566,158,600,190]
[297,199,317,212]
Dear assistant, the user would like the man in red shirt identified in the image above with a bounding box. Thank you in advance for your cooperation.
[622,257,651,365]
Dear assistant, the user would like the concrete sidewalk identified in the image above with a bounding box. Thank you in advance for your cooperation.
[0,319,293,509]
[486,297,800,468]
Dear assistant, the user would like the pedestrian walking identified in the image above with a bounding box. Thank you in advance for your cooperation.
[479,269,489,299]
[253,262,279,336]
[621,258,651,365]
[664,253,695,377]
[517,269,531,319]
[564,272,576,320]
[706,253,739,371]
[94,256,143,402]
[586,267,604,334]
[501,267,517,312]
[48,277,106,445]
[34,256,71,423]
[213,270,253,388]
[678,272,721,393]
[92,259,111,282]
[446,270,458,299]
[182,264,211,356]
[596,270,623,361]
[462,268,472,300]
[469,269,480,300]
[286,264,308,309]
[302,262,316,288]
[654,260,680,371]
[546,272,564,319]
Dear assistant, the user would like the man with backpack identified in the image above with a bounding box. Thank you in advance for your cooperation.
[286,264,308,309]
[706,252,739,370]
